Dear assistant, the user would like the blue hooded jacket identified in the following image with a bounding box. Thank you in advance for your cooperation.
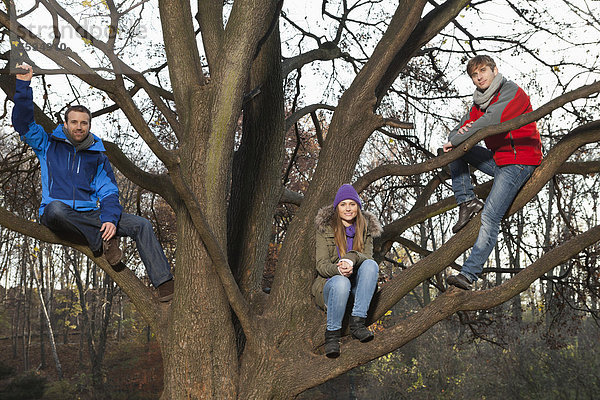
[12,79,122,225]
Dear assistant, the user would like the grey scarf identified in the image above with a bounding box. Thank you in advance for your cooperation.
[473,73,505,110]
[62,126,95,152]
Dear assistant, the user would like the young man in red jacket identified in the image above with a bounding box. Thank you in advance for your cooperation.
[443,55,542,290]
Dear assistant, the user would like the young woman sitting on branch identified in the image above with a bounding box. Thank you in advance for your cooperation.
[312,184,382,358]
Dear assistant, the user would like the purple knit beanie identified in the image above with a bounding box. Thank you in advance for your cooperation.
[333,184,362,210]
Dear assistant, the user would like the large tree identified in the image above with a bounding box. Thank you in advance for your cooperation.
[1,0,599,398]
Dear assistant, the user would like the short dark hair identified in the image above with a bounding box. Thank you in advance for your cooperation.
[466,55,497,76]
[64,105,92,123]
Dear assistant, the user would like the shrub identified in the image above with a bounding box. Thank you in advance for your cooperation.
[42,380,78,400]
[0,361,14,379]
[0,371,46,400]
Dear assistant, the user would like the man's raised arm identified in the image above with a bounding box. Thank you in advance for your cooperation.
[12,64,49,152]
[12,64,34,133]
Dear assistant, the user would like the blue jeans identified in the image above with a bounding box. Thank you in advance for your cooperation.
[323,259,379,331]
[41,200,173,287]
[449,146,536,282]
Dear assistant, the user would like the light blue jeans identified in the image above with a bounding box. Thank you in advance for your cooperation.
[450,146,536,282]
[41,200,173,287]
[323,259,379,331]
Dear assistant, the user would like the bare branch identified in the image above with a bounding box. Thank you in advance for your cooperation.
[285,103,336,132]
[103,141,177,207]
[370,121,600,321]
[283,222,600,395]
[0,205,161,329]
[356,81,600,191]
[382,117,414,130]
[280,187,303,206]
[282,42,346,77]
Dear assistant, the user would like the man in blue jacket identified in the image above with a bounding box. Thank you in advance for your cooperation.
[12,64,174,302]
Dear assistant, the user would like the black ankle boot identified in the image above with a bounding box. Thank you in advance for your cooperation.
[452,198,484,233]
[349,316,374,342]
[324,329,341,358]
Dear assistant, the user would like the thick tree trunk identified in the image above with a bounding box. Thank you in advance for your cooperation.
[228,24,285,301]
[237,345,286,399]
[161,213,239,399]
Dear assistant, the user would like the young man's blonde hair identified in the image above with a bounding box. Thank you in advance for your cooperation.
[466,55,497,76]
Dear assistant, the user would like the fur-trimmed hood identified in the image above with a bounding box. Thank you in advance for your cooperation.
[315,205,383,238]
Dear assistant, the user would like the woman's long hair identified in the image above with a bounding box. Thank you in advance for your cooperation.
[332,207,366,257]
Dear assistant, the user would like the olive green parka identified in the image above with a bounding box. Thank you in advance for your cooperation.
[311,205,383,309]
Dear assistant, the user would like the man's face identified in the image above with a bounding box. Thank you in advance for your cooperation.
[64,111,90,143]
[470,64,498,91]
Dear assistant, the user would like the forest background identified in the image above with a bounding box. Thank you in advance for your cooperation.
[0,0,599,399]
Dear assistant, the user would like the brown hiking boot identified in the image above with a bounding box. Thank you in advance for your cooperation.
[446,273,472,290]
[102,237,122,266]
[157,279,174,302]
[452,198,484,233]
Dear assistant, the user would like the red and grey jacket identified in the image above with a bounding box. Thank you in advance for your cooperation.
[448,78,543,166]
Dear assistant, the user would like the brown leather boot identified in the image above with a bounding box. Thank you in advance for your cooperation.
[452,198,484,233]
[446,274,472,290]
[102,237,122,266]
[157,279,174,302]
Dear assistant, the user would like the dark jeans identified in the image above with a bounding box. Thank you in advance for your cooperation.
[41,200,173,287]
